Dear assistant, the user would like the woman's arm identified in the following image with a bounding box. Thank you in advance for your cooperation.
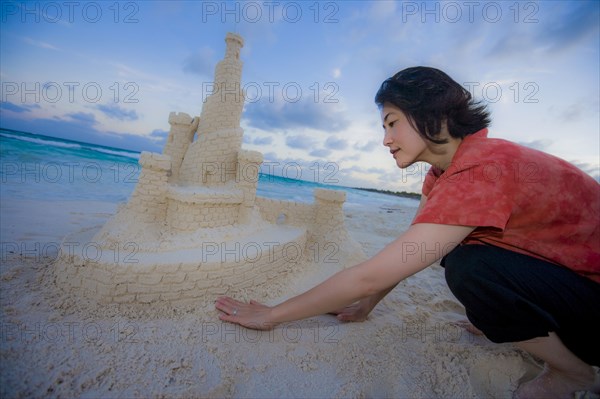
[415,193,427,217]
[215,222,474,329]
[331,194,430,321]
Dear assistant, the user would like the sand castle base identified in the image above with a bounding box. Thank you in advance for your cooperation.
[54,225,307,304]
[54,189,366,304]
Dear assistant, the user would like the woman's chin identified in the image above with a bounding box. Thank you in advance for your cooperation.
[395,158,416,169]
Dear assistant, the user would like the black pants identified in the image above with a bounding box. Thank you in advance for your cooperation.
[442,244,600,366]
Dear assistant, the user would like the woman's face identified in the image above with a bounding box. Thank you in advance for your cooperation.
[381,103,428,169]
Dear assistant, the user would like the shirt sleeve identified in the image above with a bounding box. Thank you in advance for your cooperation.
[413,162,514,230]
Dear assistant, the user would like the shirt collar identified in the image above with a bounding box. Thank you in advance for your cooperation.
[465,128,488,140]
[455,128,489,155]
[436,128,489,175]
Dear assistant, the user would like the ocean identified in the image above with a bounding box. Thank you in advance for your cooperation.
[0,128,419,211]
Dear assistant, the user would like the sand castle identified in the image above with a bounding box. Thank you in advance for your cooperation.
[54,32,365,304]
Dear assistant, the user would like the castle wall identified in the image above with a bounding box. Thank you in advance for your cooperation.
[54,228,308,304]
[166,201,240,230]
[237,149,263,223]
[255,189,347,235]
[255,197,315,227]
[256,190,364,268]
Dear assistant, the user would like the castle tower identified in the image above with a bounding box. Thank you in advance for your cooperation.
[163,112,198,182]
[178,33,245,186]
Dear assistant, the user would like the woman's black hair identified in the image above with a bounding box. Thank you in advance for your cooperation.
[375,66,491,144]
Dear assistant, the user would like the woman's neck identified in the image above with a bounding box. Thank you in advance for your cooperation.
[424,136,463,171]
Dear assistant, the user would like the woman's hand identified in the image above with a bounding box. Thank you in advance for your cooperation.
[215,296,279,330]
[454,319,485,336]
[328,298,374,322]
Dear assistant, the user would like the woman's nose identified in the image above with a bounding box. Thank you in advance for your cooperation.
[383,130,392,147]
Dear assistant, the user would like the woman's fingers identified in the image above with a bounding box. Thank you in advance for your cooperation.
[215,297,268,317]
[328,302,361,315]
[215,296,244,316]
[214,296,277,331]
[331,304,368,322]
[454,320,484,335]
[218,312,235,322]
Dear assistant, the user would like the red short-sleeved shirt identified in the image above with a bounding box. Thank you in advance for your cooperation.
[413,129,600,283]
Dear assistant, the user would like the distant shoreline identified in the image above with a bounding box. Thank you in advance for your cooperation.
[354,187,421,201]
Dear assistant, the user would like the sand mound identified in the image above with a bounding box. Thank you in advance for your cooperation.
[0,203,541,398]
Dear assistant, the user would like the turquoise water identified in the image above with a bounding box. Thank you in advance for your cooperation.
[0,128,419,209]
[0,129,141,203]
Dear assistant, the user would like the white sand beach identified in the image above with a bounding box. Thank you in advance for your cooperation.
[0,198,545,398]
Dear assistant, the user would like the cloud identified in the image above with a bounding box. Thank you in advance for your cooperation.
[0,101,40,113]
[309,148,332,158]
[97,104,139,121]
[552,98,599,123]
[256,150,418,191]
[0,112,164,153]
[366,166,387,174]
[285,134,318,150]
[558,104,584,123]
[258,152,341,186]
[243,135,273,145]
[252,136,273,145]
[489,2,599,59]
[344,164,424,193]
[517,139,553,151]
[150,129,168,139]
[243,97,350,132]
[354,140,379,152]
[535,2,599,52]
[23,37,59,51]
[325,136,348,150]
[183,46,215,76]
[569,161,600,182]
[67,112,97,126]
[367,0,397,21]
[332,68,341,79]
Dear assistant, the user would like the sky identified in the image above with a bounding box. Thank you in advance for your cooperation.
[1,0,599,192]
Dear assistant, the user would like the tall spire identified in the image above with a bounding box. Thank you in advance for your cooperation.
[224,32,243,60]
[177,32,246,185]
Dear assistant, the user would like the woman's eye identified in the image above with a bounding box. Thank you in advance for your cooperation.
[389,121,395,127]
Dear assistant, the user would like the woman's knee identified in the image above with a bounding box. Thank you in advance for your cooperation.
[443,245,482,293]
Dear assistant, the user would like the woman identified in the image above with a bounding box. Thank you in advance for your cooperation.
[215,67,600,398]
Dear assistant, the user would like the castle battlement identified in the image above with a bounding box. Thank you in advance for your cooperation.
[168,111,195,126]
